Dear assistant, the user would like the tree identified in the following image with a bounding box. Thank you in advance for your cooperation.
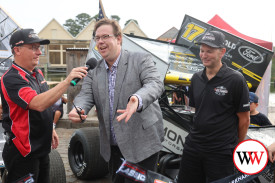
[111,15,120,23]
[63,19,80,37]
[92,14,99,21]
[76,13,92,30]
[63,13,92,37]
[125,19,138,27]
[91,14,120,22]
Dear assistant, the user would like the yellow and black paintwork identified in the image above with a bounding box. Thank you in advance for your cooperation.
[164,71,191,85]
[164,69,252,89]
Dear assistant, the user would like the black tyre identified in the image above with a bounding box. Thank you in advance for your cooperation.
[1,169,7,183]
[49,149,66,183]
[68,127,108,180]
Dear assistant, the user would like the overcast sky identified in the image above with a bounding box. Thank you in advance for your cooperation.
[1,0,275,45]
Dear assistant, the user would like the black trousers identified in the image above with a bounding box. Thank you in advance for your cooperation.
[177,145,234,183]
[2,142,50,183]
[109,146,159,183]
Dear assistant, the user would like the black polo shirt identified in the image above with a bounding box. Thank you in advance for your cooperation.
[186,63,250,153]
[1,63,53,157]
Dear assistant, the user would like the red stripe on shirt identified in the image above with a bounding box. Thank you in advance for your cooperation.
[12,64,29,83]
[18,87,37,107]
[1,81,32,156]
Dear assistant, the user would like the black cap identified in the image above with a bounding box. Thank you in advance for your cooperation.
[197,31,225,48]
[10,29,50,49]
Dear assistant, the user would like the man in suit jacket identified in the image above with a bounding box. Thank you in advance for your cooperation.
[69,18,164,183]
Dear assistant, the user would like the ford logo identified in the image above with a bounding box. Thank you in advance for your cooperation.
[238,46,264,64]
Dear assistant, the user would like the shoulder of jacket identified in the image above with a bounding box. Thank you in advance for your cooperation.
[123,49,147,57]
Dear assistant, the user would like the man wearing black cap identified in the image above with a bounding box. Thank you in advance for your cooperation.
[177,31,250,182]
[0,28,88,182]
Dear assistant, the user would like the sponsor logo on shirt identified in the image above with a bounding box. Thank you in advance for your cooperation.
[214,86,228,96]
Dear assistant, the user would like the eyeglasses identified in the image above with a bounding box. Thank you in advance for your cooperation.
[20,45,41,52]
[93,34,115,42]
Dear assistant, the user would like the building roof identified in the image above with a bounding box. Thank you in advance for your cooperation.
[75,18,97,40]
[157,27,178,40]
[122,19,147,38]
[38,18,74,40]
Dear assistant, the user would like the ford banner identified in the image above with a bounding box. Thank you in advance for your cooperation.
[175,15,274,92]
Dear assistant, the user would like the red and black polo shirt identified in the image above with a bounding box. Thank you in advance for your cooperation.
[1,63,53,157]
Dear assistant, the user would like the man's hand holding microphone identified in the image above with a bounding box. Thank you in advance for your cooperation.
[68,58,98,123]
[69,58,98,86]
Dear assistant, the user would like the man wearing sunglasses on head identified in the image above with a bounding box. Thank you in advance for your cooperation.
[69,18,164,183]
[0,28,88,183]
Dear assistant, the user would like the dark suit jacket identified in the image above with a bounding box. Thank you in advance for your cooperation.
[74,49,164,163]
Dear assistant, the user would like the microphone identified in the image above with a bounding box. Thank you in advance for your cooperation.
[70,58,98,86]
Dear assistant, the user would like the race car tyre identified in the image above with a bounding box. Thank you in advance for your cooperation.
[49,149,66,183]
[1,169,7,183]
[68,127,108,180]
[0,150,66,183]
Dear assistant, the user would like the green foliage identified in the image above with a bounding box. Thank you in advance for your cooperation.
[124,19,138,27]
[63,13,121,37]
[76,13,92,30]
[92,14,99,21]
[63,19,80,37]
[63,13,92,37]
[111,15,120,22]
